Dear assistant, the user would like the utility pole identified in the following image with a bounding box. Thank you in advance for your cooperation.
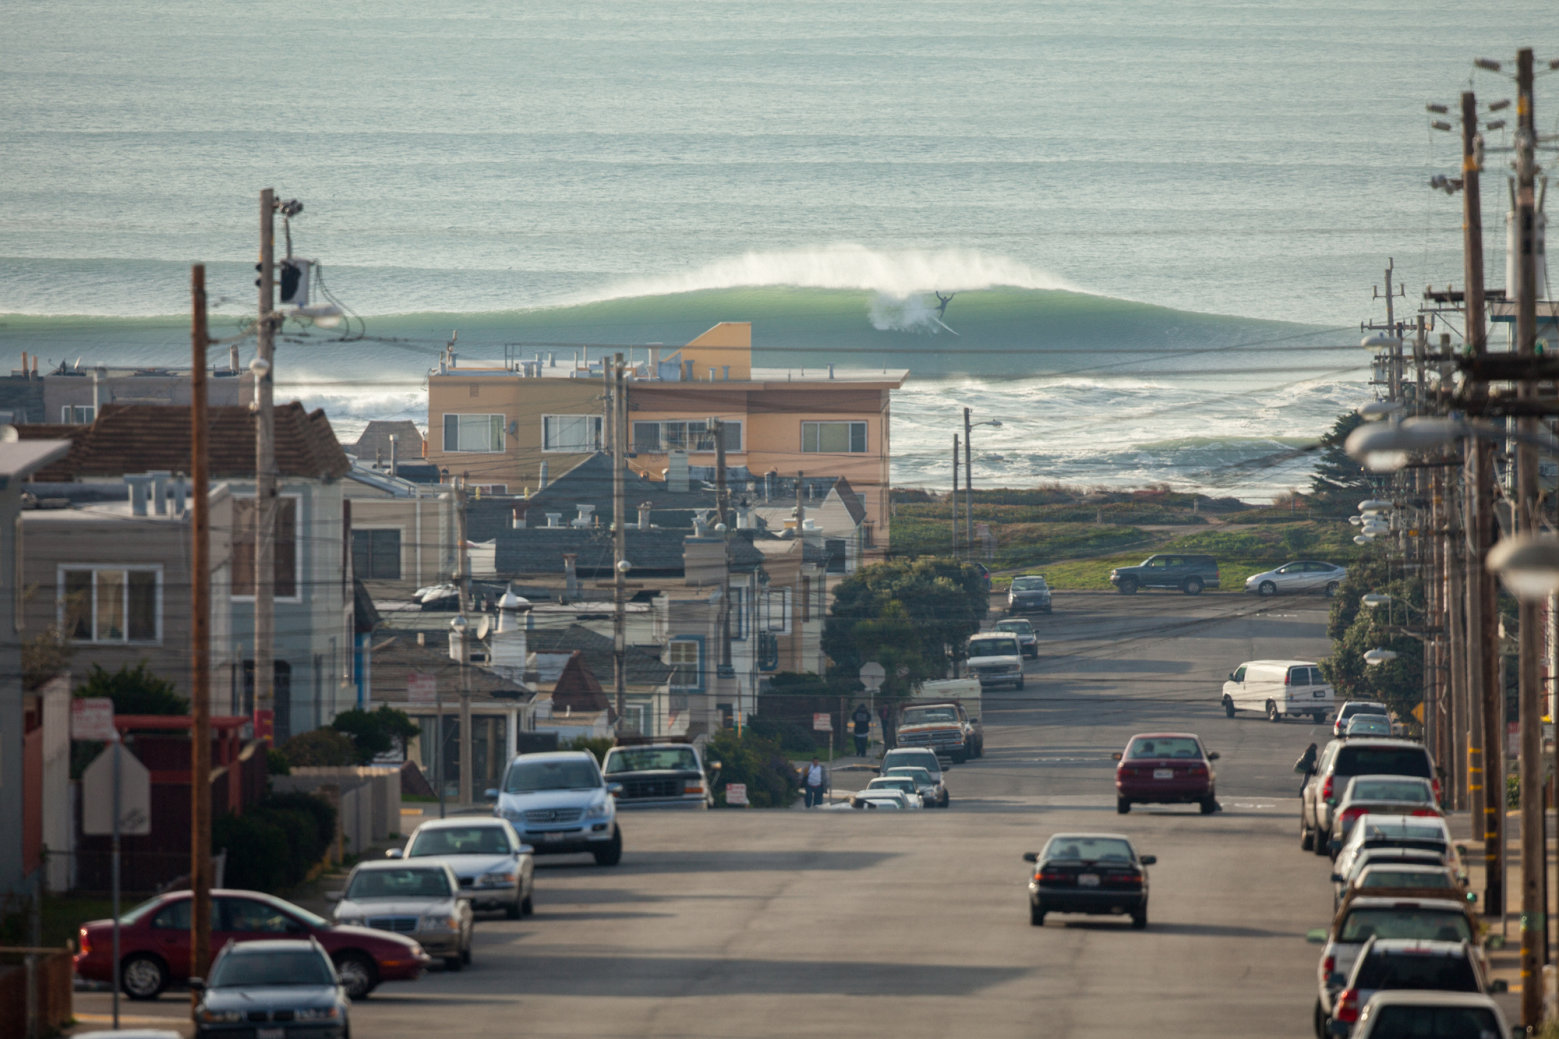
[189,264,212,987]
[456,477,472,807]
[612,354,627,730]
[254,189,278,743]
[951,435,960,558]
[1513,47,1542,1031]
[713,417,734,721]
[963,407,975,559]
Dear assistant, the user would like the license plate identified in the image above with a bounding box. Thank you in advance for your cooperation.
[258,1029,284,1039]
[1078,874,1100,887]
[541,831,566,842]
[1153,768,1173,780]
[1314,691,1326,698]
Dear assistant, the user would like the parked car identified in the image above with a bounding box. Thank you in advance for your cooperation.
[1301,739,1437,855]
[488,750,623,866]
[1334,850,1460,914]
[847,790,912,810]
[896,700,982,762]
[884,766,947,810]
[191,938,349,1039]
[1244,560,1347,597]
[1350,991,1515,1039]
[1343,863,1467,903]
[1333,701,1390,738]
[1109,553,1219,596]
[601,740,715,809]
[1331,775,1441,851]
[995,618,1040,658]
[330,860,473,971]
[75,888,430,1001]
[1006,574,1053,614]
[1344,715,1394,738]
[1331,815,1462,900]
[879,748,949,806]
[966,632,1025,691]
[1222,659,1334,722]
[1327,936,1503,1038]
[865,775,924,807]
[1306,895,1481,1036]
[1113,732,1218,815]
[1023,832,1154,929]
[391,817,535,918]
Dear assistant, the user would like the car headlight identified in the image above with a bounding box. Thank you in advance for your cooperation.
[420,913,461,931]
[583,799,612,820]
[199,1009,245,1024]
[334,913,361,925]
[479,871,516,886]
[295,1006,341,1021]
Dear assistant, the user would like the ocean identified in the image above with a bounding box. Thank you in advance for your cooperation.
[2,1,1553,501]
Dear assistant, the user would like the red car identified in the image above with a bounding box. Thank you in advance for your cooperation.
[75,888,430,1001]
[1113,732,1219,815]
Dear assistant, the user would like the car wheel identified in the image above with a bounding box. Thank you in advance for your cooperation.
[461,937,472,966]
[1116,797,1130,815]
[1325,582,1340,598]
[1313,829,1331,858]
[1182,576,1203,595]
[1222,695,1235,718]
[444,953,463,972]
[1117,577,1138,595]
[1030,904,1045,927]
[505,896,522,920]
[521,891,535,916]
[1266,700,1280,722]
[121,953,168,1000]
[1258,580,1277,597]
[1199,795,1217,815]
[593,826,623,866]
[332,951,378,1001]
[941,792,950,808]
[1300,814,1315,851]
[1313,712,1326,725]
[1314,998,1327,1039]
[1130,906,1147,929]
[1016,677,1025,691]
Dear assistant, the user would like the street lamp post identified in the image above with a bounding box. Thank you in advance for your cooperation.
[962,408,1002,560]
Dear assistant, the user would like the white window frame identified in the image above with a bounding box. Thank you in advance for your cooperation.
[542,414,603,453]
[444,412,504,453]
[667,638,701,690]
[801,420,868,454]
[632,420,742,454]
[231,493,304,603]
[58,565,162,644]
[61,404,95,423]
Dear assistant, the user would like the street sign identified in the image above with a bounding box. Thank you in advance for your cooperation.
[72,698,116,741]
[858,662,886,693]
[82,743,151,836]
[812,712,832,732]
[726,783,748,806]
[408,672,437,705]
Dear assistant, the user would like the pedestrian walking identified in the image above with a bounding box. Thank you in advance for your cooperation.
[880,703,895,749]
[804,757,827,808]
[1294,742,1318,797]
[852,703,872,756]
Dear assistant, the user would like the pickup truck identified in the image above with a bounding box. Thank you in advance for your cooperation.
[966,632,1025,691]
[601,739,715,809]
[896,701,983,763]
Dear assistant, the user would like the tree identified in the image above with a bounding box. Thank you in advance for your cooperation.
[278,728,358,768]
[822,558,989,687]
[1309,411,1378,516]
[330,705,421,765]
[73,661,187,714]
[704,728,800,808]
[1321,548,1424,724]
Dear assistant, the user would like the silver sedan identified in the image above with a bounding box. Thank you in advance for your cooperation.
[1244,560,1347,597]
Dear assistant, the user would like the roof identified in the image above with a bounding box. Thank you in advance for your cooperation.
[493,526,702,577]
[369,633,532,701]
[552,652,613,716]
[351,420,424,461]
[830,476,867,525]
[16,403,351,482]
[526,625,674,687]
[514,452,721,529]
[0,438,71,481]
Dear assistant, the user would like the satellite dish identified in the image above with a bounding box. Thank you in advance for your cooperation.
[0,425,17,443]
[475,614,492,641]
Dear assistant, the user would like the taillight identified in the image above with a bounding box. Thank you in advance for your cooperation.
[1189,764,1208,777]
[1431,777,1442,804]
[1409,807,1440,817]
[78,928,90,956]
[1038,871,1070,884]
[1102,872,1143,889]
[1321,954,1335,976]
[1341,807,1365,825]
[1335,988,1360,1024]
[1321,776,1334,802]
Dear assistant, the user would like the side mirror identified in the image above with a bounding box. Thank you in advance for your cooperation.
[517,844,535,855]
[385,848,404,859]
[1139,854,1156,866]
[1228,673,1236,682]
[1207,751,1220,761]
[1490,979,1509,994]
[870,766,881,773]
[188,977,206,993]
[1487,935,1507,950]
[1111,752,1123,762]
[1305,928,1328,944]
[607,782,624,796]
[324,891,342,903]
[1022,852,1038,863]
[1466,892,1478,904]
[1455,843,1469,856]
[483,788,499,801]
[1330,874,1343,883]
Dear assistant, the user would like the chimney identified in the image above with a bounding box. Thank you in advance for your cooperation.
[230,343,240,373]
[572,504,595,528]
[827,363,835,379]
[511,506,525,530]
[546,512,563,528]
[124,473,153,516]
[171,474,188,515]
[563,553,579,599]
[149,470,170,515]
[93,366,108,415]
[722,365,730,381]
[389,434,399,478]
[637,501,652,529]
[667,451,690,494]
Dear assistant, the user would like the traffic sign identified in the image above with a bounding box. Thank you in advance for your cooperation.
[859,662,886,692]
[812,712,832,732]
[726,783,748,806]
[408,672,437,705]
[82,744,151,836]
[72,698,116,741]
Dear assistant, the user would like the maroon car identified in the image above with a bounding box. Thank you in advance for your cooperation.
[75,888,430,1001]
[1113,732,1219,815]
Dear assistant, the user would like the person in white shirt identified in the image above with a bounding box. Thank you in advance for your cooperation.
[804,758,827,808]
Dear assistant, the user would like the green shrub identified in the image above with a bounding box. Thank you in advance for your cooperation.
[568,735,614,764]
[704,728,801,808]
[279,728,357,767]
[213,792,337,892]
[266,748,291,775]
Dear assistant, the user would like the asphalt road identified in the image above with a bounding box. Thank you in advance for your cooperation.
[76,591,1357,1039]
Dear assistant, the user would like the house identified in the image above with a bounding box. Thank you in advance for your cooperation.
[530,652,615,743]
[424,322,906,553]
[18,402,356,742]
[3,352,252,425]
[0,436,72,898]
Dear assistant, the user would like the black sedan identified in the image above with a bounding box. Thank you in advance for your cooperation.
[193,938,349,1039]
[1024,833,1155,929]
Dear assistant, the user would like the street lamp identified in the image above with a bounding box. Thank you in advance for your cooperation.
[1364,648,1399,666]
[962,408,1003,560]
[1486,532,1559,601]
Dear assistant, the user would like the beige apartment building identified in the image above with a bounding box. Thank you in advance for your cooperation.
[425,323,907,551]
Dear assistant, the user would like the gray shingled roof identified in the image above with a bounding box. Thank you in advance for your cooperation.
[527,624,674,687]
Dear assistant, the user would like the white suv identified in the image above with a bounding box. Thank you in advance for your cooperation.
[967,633,1024,691]
[488,751,622,866]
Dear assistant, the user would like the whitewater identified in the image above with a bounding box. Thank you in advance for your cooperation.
[2,1,1552,500]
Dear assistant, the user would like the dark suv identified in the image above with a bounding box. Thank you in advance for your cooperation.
[1109,554,1220,596]
[1301,738,1438,856]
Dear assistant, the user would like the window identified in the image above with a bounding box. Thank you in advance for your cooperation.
[232,496,299,598]
[542,414,603,452]
[444,413,503,453]
[632,420,742,453]
[668,638,702,691]
[353,528,402,580]
[802,420,867,453]
[728,587,746,640]
[61,404,95,423]
[60,567,159,643]
[151,900,191,930]
[762,588,792,635]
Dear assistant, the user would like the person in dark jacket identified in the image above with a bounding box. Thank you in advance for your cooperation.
[851,703,873,756]
[1294,742,1319,797]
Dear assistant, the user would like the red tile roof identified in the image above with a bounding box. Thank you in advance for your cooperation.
[18,403,350,482]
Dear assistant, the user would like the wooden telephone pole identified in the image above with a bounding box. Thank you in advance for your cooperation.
[189,265,212,985]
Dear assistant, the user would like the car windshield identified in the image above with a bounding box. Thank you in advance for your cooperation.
[1043,836,1135,863]
[1338,908,1472,943]
[885,767,933,786]
[968,637,1016,656]
[883,751,939,773]
[902,706,958,724]
[1343,703,1389,719]
[1127,737,1202,759]
[1349,779,1433,803]
[1348,719,1392,734]
[1365,1005,1500,1037]
[210,949,336,988]
[604,747,699,773]
[346,867,451,900]
[407,824,513,857]
[1011,577,1047,591]
[1337,747,1432,778]
[1358,871,1455,892]
[868,778,915,792]
[503,758,601,793]
[996,622,1033,635]
[1355,953,1479,992]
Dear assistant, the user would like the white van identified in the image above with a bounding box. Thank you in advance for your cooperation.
[1221,660,1333,723]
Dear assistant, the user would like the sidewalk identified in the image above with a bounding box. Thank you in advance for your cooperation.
[1458,807,1556,1012]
